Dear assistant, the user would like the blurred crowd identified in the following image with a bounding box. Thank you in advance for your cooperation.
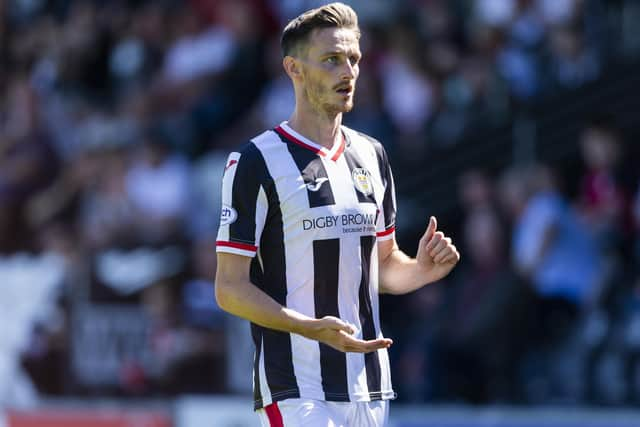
[2,0,640,408]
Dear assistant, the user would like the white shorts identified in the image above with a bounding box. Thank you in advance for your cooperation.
[257,398,389,427]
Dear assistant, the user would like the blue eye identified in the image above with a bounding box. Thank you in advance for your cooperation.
[325,56,339,64]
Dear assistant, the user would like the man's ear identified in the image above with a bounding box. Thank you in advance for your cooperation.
[283,56,302,80]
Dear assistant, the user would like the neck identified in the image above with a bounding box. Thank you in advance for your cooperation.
[287,103,343,150]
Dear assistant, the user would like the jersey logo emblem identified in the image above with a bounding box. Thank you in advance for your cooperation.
[305,177,329,192]
[352,168,373,196]
[224,159,238,172]
[220,204,238,225]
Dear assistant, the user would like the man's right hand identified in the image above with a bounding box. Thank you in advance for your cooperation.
[216,254,392,353]
[298,315,393,353]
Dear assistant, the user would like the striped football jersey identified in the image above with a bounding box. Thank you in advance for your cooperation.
[216,121,397,409]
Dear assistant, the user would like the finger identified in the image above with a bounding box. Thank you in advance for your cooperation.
[361,338,393,352]
[442,251,460,264]
[338,321,355,335]
[430,237,452,258]
[421,216,437,241]
[426,232,444,253]
[433,248,453,264]
[436,247,460,264]
[339,332,392,349]
[324,316,355,334]
[343,336,393,353]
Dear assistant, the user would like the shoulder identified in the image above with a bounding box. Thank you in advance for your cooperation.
[231,129,280,163]
[250,128,281,147]
[343,126,383,149]
[343,126,388,159]
[224,130,282,185]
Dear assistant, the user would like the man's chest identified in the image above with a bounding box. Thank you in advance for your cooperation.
[270,154,383,240]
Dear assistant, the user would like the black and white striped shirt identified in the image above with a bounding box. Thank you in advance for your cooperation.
[216,121,397,410]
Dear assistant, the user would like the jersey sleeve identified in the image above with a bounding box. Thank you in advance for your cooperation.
[216,147,269,257]
[374,143,397,241]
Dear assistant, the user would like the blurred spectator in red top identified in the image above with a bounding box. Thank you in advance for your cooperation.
[578,116,630,254]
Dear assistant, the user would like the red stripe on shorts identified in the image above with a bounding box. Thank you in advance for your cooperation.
[264,402,284,427]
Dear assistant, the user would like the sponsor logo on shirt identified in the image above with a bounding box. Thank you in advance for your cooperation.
[352,168,373,196]
[302,212,376,234]
[220,204,238,225]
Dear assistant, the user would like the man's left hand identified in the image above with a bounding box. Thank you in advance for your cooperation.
[416,216,460,281]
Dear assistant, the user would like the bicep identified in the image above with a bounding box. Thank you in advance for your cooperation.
[215,251,256,311]
[377,238,396,267]
[216,252,252,286]
[377,237,402,294]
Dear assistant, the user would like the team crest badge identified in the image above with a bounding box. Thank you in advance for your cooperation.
[352,168,373,196]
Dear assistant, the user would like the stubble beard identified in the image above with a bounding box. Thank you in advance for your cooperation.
[322,99,353,116]
[305,80,354,119]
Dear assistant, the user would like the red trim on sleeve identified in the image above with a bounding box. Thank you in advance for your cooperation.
[376,226,395,237]
[216,241,258,252]
[264,403,284,427]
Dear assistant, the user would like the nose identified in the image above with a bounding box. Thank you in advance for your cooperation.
[341,61,357,81]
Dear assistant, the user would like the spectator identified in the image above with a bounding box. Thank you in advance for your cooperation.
[0,74,58,252]
[578,117,629,254]
[125,130,191,245]
[78,145,137,250]
[500,165,603,307]
[499,164,605,401]
[547,25,600,90]
[434,173,530,403]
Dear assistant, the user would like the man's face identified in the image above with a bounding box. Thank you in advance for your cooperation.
[296,27,361,116]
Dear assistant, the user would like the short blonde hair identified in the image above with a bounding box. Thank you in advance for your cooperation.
[281,2,360,58]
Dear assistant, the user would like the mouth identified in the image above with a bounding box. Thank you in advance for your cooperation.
[335,84,354,96]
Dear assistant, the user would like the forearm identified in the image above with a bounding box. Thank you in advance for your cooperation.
[216,278,312,335]
[379,248,435,295]
[215,253,393,353]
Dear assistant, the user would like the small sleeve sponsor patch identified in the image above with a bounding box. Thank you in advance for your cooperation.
[220,204,238,225]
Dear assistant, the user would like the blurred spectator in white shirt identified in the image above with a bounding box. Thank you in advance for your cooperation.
[125,130,191,244]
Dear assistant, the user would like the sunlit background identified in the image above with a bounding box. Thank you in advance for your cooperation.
[2,0,640,426]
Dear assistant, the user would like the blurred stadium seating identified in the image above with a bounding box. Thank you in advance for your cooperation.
[2,0,640,425]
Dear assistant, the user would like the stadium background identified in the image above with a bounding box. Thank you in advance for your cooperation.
[2,0,640,425]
